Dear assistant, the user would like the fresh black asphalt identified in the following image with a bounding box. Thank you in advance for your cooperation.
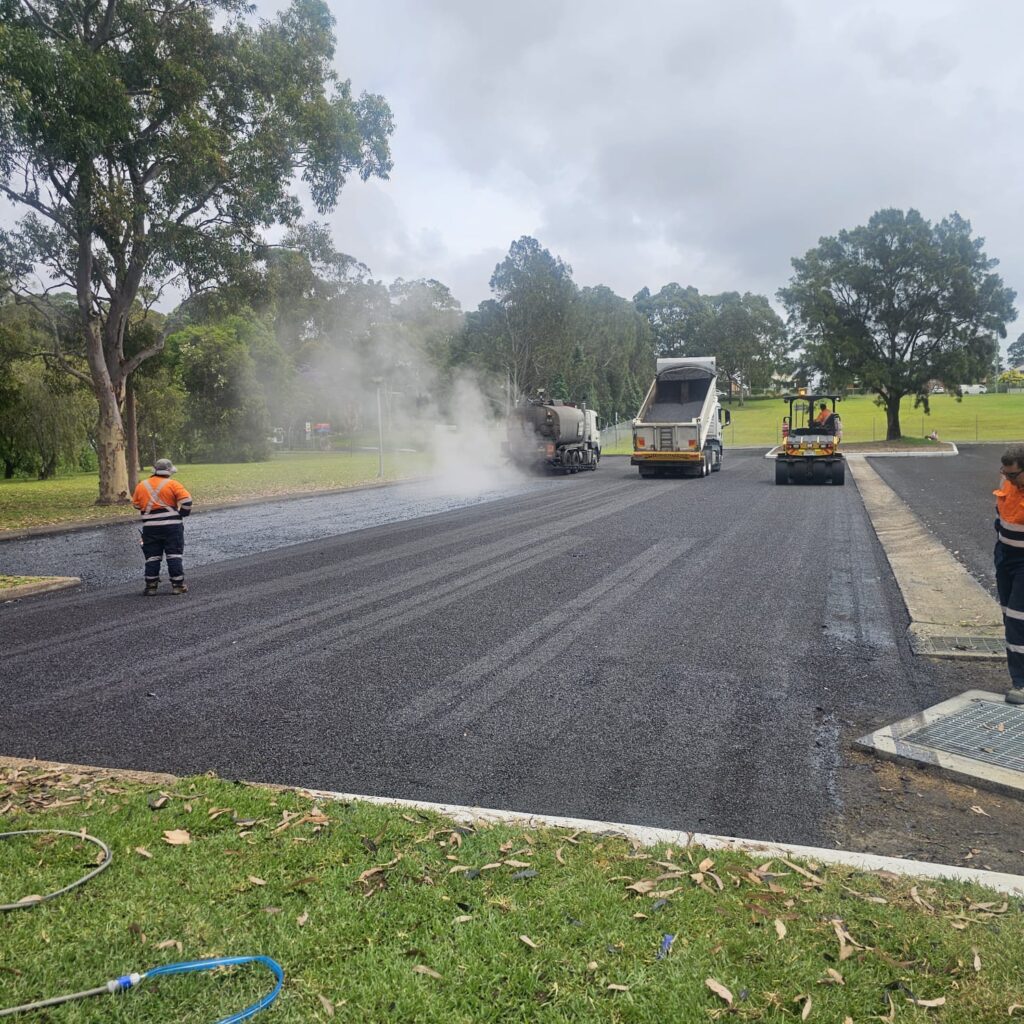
[0,452,991,847]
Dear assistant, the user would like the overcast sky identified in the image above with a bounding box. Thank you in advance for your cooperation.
[247,0,1024,347]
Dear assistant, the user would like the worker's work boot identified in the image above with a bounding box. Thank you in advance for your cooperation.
[171,582,189,595]
[143,581,158,596]
[1006,687,1024,705]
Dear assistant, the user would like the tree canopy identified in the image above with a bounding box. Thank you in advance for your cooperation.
[779,209,1016,439]
[0,0,393,501]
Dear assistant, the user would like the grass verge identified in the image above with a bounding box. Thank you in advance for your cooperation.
[2,767,1022,1022]
[0,575,48,590]
[0,452,422,533]
[601,393,1024,454]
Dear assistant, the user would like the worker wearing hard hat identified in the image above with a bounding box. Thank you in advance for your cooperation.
[131,459,193,596]
[995,444,1024,703]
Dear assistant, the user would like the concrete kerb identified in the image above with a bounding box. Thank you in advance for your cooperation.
[763,444,959,459]
[2,755,1021,895]
[0,576,80,601]
[0,475,429,544]
[847,456,1003,647]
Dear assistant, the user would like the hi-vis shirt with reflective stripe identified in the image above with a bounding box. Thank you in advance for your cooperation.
[994,477,1024,549]
[131,476,192,527]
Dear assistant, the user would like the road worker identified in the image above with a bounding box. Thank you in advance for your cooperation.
[814,402,831,426]
[131,458,193,596]
[994,443,1024,703]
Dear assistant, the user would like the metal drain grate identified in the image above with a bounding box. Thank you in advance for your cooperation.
[899,700,1024,773]
[909,633,1005,658]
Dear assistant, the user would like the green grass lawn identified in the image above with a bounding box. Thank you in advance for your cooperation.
[0,575,47,589]
[602,392,1024,454]
[0,452,422,532]
[2,767,1021,1023]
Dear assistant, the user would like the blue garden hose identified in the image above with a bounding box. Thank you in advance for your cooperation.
[0,955,284,1021]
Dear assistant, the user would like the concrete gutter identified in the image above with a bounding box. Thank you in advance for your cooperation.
[0,576,80,601]
[847,456,1003,649]
[2,755,1021,895]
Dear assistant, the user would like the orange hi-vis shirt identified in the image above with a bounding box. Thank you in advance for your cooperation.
[994,477,1024,549]
[132,475,192,528]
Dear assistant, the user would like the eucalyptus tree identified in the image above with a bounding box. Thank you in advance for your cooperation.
[488,236,577,397]
[779,209,1016,439]
[0,0,393,501]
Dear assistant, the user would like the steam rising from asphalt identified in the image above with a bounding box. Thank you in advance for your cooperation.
[420,374,530,498]
[300,280,530,501]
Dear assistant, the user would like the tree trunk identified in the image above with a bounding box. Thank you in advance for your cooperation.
[125,376,139,492]
[95,384,130,504]
[885,394,902,440]
[3,459,14,479]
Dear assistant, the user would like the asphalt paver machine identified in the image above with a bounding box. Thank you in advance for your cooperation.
[775,392,845,485]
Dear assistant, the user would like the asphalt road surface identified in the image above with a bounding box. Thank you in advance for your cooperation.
[0,452,999,849]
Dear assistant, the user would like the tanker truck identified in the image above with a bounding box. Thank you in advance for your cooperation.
[506,398,601,473]
[631,357,729,478]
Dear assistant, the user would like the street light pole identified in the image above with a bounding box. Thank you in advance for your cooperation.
[374,379,385,478]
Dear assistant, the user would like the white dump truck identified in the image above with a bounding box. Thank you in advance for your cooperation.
[631,357,729,478]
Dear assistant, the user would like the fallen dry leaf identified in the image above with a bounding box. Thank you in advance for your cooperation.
[411,965,442,980]
[555,847,566,865]
[819,968,844,986]
[905,996,946,1008]
[317,993,335,1016]
[970,805,991,816]
[910,886,935,912]
[587,961,598,971]
[774,919,787,940]
[625,879,660,895]
[453,915,473,924]
[780,858,823,885]
[297,911,309,927]
[698,857,715,872]
[973,948,981,973]
[154,939,183,953]
[134,847,153,859]
[795,994,812,1020]
[162,829,190,846]
[519,934,538,949]
[607,984,630,992]
[1008,1003,1023,1016]
[504,859,531,868]
[248,876,267,886]
[705,978,733,1006]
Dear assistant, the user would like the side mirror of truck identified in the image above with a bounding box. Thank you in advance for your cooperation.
[719,409,731,425]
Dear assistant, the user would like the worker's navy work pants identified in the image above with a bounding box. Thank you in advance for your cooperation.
[995,541,1024,688]
[142,524,185,584]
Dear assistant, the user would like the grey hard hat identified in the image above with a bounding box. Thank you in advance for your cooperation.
[153,458,177,476]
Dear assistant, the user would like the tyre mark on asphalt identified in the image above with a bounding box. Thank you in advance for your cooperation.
[217,485,666,677]
[395,539,698,732]
[16,485,664,702]
[2,482,640,662]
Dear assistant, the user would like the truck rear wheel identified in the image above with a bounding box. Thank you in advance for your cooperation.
[775,459,790,485]
[832,460,846,485]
